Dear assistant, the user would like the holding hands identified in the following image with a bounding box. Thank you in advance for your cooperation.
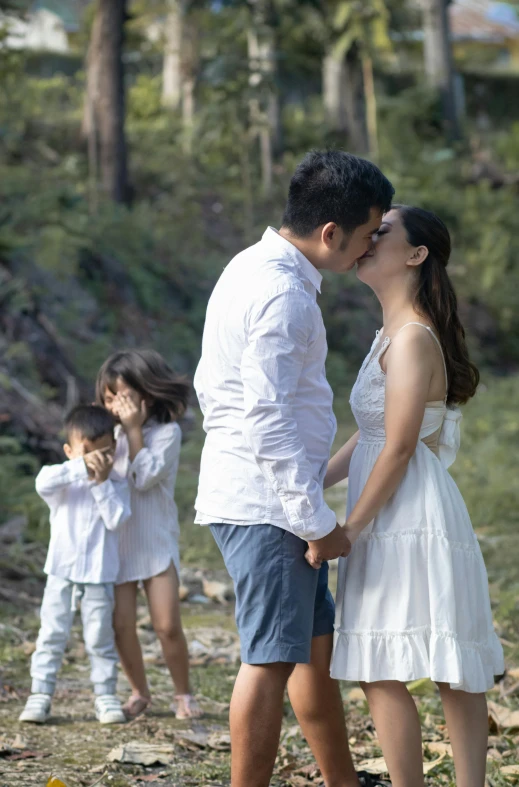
[305,524,352,570]
[84,448,114,484]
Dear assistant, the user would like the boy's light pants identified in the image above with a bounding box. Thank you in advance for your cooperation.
[30,575,118,696]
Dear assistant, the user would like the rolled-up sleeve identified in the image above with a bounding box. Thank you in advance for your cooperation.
[91,478,131,531]
[129,423,181,492]
[240,288,336,541]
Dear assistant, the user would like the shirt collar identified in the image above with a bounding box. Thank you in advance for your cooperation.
[262,227,323,294]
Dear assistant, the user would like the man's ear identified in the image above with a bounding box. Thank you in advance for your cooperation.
[320,221,340,250]
[63,443,73,460]
[407,245,429,267]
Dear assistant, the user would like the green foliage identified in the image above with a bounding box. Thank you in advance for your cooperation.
[0,0,518,583]
[373,86,519,366]
[496,121,519,169]
[451,376,519,537]
[0,437,47,535]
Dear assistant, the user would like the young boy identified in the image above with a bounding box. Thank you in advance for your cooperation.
[19,405,130,725]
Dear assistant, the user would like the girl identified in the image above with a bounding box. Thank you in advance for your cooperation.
[327,207,504,787]
[96,349,202,720]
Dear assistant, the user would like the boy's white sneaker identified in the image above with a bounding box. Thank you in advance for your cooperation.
[19,693,52,723]
[94,694,126,724]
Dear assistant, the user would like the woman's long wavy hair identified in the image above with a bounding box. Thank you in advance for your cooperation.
[396,205,479,405]
[96,349,190,423]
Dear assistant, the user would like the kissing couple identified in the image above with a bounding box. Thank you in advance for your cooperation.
[194,150,504,787]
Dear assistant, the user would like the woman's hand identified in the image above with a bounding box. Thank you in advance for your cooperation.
[324,431,360,489]
[116,393,148,432]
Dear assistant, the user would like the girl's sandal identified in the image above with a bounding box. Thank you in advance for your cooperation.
[122,694,152,720]
[171,694,204,719]
[357,772,392,786]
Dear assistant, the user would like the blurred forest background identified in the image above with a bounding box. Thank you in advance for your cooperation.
[0,0,518,599]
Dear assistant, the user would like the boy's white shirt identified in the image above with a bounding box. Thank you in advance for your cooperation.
[36,457,131,584]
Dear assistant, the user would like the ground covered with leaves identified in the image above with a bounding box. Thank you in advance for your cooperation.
[1,559,518,787]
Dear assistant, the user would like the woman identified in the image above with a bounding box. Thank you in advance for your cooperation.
[326,207,504,787]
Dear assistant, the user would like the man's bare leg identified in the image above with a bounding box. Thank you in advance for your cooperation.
[230,661,294,787]
[288,634,360,787]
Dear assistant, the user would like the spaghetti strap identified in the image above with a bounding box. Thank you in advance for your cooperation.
[389,322,448,401]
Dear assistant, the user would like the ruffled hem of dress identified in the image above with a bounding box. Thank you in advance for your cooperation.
[331,625,505,694]
[355,527,479,553]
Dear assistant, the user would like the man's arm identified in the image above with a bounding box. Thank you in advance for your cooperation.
[240,288,337,542]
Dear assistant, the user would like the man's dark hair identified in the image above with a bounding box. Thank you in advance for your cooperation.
[282,150,395,238]
[65,404,115,443]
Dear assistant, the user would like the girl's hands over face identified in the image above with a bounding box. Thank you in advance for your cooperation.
[116,392,148,432]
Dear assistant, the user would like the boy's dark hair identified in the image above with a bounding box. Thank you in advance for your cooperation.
[96,349,190,424]
[282,150,395,238]
[65,405,115,443]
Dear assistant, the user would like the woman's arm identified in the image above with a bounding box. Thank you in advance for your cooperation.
[345,329,433,542]
[324,431,360,489]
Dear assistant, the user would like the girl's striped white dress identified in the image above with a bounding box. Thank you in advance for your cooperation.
[113,419,181,583]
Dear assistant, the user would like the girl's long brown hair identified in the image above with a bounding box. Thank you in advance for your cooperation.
[96,349,190,423]
[397,206,479,405]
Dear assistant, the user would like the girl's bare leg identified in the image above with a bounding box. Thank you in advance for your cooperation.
[114,581,151,704]
[437,683,488,787]
[360,680,425,787]
[143,564,190,696]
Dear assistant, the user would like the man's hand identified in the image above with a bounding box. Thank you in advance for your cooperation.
[84,449,114,484]
[304,524,351,570]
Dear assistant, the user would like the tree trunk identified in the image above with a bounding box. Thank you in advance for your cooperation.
[162,0,183,110]
[247,0,280,195]
[362,54,378,158]
[323,50,347,132]
[83,9,101,210]
[323,45,368,153]
[181,12,198,154]
[422,0,461,141]
[343,45,368,153]
[84,0,129,204]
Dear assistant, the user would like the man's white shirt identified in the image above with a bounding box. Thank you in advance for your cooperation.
[37,457,131,584]
[194,227,337,541]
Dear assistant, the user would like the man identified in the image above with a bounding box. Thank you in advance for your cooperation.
[194,150,395,787]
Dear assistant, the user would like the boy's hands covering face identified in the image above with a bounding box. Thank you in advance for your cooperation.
[84,448,114,484]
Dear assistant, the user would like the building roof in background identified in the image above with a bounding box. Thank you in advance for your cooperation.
[31,0,89,32]
[450,1,519,42]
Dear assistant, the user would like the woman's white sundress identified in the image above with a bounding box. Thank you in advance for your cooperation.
[113,419,182,584]
[331,323,504,693]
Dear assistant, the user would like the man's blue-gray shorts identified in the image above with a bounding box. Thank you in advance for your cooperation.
[210,523,335,664]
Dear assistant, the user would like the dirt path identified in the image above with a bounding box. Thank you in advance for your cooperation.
[1,570,518,787]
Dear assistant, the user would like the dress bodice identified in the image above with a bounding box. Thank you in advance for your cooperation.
[350,326,462,468]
